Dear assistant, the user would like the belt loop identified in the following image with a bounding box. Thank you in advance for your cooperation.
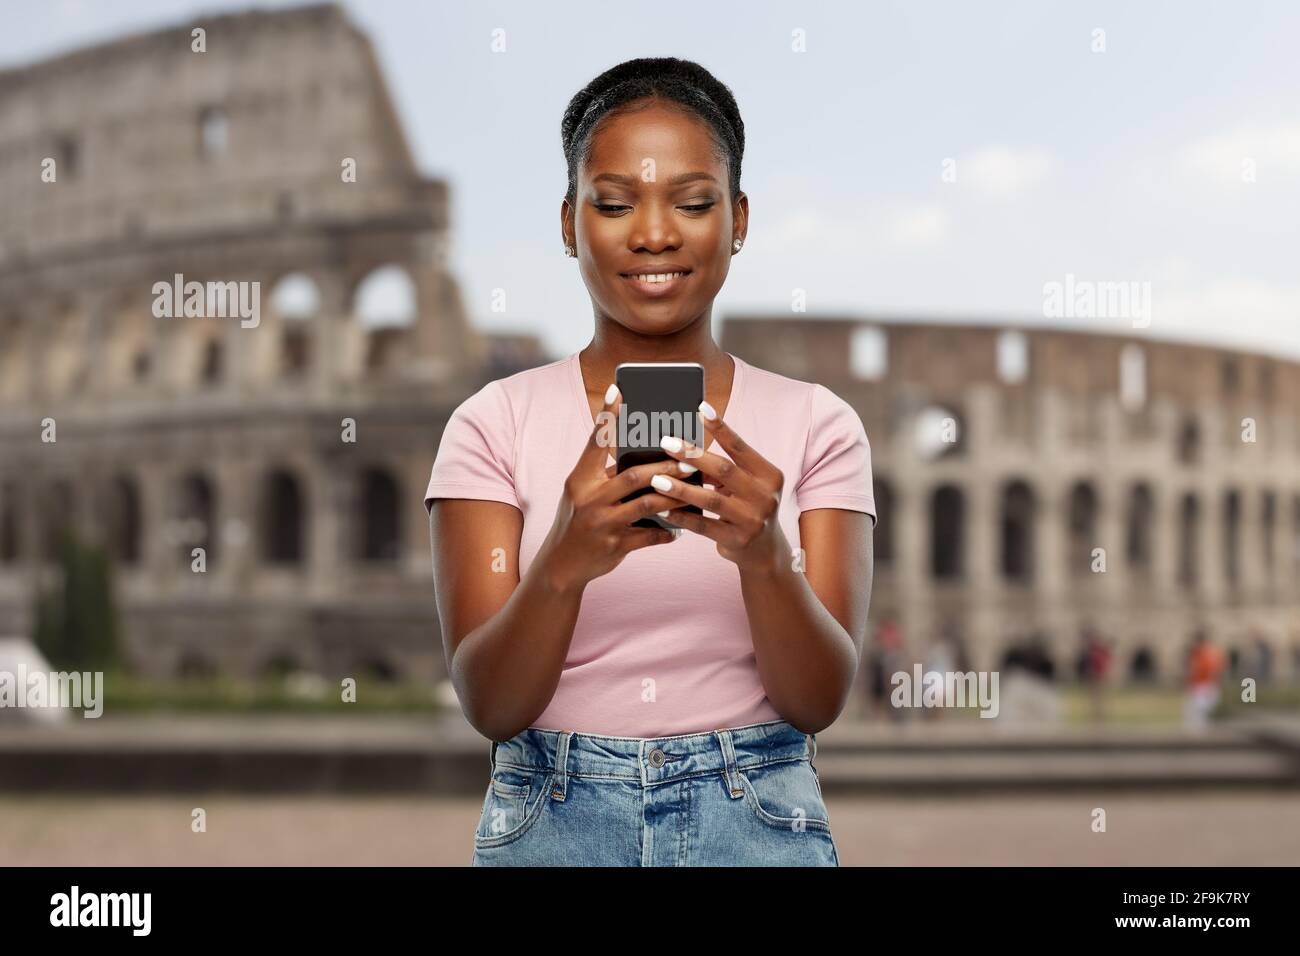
[550,730,573,801]
[807,733,818,765]
[716,729,745,799]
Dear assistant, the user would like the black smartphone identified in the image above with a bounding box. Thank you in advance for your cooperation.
[615,362,705,530]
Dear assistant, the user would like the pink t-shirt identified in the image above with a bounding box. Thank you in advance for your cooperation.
[423,351,876,737]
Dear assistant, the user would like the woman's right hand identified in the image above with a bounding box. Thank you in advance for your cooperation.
[537,384,692,593]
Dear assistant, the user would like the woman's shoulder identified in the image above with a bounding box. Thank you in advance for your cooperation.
[450,354,575,424]
[732,354,864,431]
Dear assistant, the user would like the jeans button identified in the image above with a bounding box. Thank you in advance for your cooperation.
[648,748,665,768]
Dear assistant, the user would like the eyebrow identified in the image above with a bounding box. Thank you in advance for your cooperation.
[592,171,718,186]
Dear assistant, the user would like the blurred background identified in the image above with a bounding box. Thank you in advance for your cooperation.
[1,0,1298,865]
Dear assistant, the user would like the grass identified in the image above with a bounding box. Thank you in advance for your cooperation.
[84,672,1300,721]
[99,670,446,715]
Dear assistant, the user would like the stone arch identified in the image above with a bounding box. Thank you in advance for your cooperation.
[40,478,77,561]
[106,293,155,390]
[103,474,142,566]
[0,313,31,401]
[930,484,965,580]
[1177,417,1201,465]
[1178,493,1200,589]
[270,271,321,321]
[0,479,20,563]
[1292,495,1300,591]
[46,300,91,397]
[1129,645,1158,683]
[1067,481,1098,576]
[1261,490,1277,581]
[260,468,306,566]
[269,272,320,378]
[353,264,417,328]
[357,466,402,563]
[175,472,218,566]
[1126,482,1155,573]
[1000,480,1036,583]
[1223,489,1242,589]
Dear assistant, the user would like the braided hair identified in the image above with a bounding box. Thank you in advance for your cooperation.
[561,57,745,206]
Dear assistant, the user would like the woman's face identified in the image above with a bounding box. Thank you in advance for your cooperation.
[565,99,747,336]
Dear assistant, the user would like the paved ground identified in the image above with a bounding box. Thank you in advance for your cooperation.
[3,790,1297,865]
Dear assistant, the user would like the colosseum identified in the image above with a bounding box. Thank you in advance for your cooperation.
[0,4,544,682]
[1,4,1295,692]
[723,317,1300,686]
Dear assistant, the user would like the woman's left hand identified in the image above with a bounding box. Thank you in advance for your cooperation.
[650,409,791,574]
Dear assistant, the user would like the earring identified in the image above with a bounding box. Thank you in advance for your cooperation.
[732,238,743,253]
[564,244,576,258]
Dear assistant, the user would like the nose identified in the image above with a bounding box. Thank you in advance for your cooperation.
[628,201,681,253]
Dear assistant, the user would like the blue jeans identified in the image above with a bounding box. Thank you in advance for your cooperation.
[471,718,839,866]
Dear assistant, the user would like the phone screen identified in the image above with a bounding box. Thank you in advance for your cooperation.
[615,363,705,530]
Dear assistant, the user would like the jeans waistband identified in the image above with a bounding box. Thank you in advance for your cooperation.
[489,719,815,797]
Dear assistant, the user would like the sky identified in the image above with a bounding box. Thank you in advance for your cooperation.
[6,0,1300,360]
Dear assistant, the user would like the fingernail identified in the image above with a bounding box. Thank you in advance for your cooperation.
[698,400,717,421]
[604,384,618,404]
[677,462,697,475]
[670,528,681,539]
[660,434,683,453]
[657,510,670,517]
[651,474,673,492]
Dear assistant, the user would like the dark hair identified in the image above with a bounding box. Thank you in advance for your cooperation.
[561,57,744,206]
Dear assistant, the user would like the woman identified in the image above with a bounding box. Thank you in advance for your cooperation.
[425,57,876,866]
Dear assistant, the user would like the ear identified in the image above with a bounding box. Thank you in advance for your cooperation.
[559,197,575,250]
[732,190,749,246]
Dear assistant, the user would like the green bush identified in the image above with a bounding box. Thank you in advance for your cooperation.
[32,527,120,671]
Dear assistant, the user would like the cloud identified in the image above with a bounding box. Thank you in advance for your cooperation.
[958,145,1054,200]
[1133,256,1300,358]
[1177,121,1300,189]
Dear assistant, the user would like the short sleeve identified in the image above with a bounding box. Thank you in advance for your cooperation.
[423,379,520,514]
[794,384,877,525]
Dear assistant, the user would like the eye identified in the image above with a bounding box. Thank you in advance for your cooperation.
[680,202,715,213]
[596,204,630,214]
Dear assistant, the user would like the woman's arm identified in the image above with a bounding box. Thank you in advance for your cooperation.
[739,508,874,734]
[429,499,588,741]
[428,385,686,741]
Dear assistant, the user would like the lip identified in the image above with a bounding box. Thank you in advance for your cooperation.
[619,269,692,297]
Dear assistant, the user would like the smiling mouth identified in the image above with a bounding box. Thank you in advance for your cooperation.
[619,271,692,294]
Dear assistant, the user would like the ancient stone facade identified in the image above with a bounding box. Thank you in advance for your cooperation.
[0,5,511,681]
[723,318,1300,685]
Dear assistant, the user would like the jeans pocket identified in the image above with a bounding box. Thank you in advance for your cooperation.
[474,768,552,848]
[735,757,832,833]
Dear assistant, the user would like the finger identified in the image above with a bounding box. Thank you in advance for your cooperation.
[657,433,760,497]
[597,457,703,507]
[580,383,622,474]
[605,490,685,528]
[696,402,781,483]
[647,472,755,525]
[618,526,680,554]
[606,454,700,480]
[662,508,726,542]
